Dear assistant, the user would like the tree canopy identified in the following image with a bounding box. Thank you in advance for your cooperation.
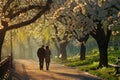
[49,0,120,67]
[0,0,52,61]
[51,0,120,34]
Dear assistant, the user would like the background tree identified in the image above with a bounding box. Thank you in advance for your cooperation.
[51,0,120,67]
[0,0,52,61]
[73,30,89,60]
[110,26,120,50]
[53,24,71,60]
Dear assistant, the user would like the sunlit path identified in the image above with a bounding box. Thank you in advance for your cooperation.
[11,59,102,80]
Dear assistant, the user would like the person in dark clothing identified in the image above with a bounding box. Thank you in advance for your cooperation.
[37,45,45,70]
[45,46,51,70]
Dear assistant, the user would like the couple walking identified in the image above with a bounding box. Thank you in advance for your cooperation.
[37,45,51,70]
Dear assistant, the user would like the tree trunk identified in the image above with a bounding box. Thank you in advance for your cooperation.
[51,38,61,58]
[80,42,86,60]
[97,41,108,67]
[97,28,111,67]
[78,34,89,60]
[90,22,111,67]
[27,37,33,59]
[60,43,67,60]
[0,30,6,61]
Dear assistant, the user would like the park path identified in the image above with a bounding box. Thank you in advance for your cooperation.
[11,59,102,80]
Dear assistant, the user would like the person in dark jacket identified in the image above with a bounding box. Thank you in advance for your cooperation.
[45,46,51,70]
[37,45,45,70]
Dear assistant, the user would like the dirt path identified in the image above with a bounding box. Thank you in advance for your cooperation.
[11,59,102,80]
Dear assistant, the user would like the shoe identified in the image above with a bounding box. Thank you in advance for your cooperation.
[46,68,49,70]
[40,68,43,70]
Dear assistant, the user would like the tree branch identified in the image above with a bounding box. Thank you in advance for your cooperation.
[7,8,48,30]
[9,5,44,19]
[6,0,52,30]
[2,0,15,13]
[73,30,79,39]
[53,25,61,41]
[63,31,68,40]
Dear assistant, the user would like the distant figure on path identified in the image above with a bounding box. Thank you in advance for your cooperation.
[37,45,45,70]
[45,46,51,70]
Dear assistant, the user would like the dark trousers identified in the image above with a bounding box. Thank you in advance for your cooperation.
[45,57,50,70]
[39,58,44,70]
[46,61,50,70]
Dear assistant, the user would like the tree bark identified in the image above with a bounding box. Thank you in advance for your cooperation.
[80,42,86,60]
[90,22,111,67]
[60,43,67,60]
[97,41,108,67]
[53,25,69,60]
[78,34,89,60]
[0,30,6,61]
[51,38,61,58]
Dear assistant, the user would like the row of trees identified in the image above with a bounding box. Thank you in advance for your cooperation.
[0,0,120,68]
[0,0,52,61]
[51,0,120,67]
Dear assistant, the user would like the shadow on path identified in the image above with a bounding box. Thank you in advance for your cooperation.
[10,64,30,80]
[48,71,101,80]
[10,59,102,80]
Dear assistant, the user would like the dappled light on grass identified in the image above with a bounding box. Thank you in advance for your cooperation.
[79,62,99,71]
[66,48,120,80]
[66,50,99,67]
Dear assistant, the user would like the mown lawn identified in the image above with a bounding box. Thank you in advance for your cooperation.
[65,47,120,80]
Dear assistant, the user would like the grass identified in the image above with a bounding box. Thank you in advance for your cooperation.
[64,47,120,80]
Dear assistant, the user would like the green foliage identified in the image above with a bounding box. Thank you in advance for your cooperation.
[108,47,120,64]
[52,58,63,64]
[89,67,118,80]
[65,48,120,80]
[78,62,98,71]
[112,26,120,31]
[66,50,99,67]
[111,26,120,42]
[87,48,99,54]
